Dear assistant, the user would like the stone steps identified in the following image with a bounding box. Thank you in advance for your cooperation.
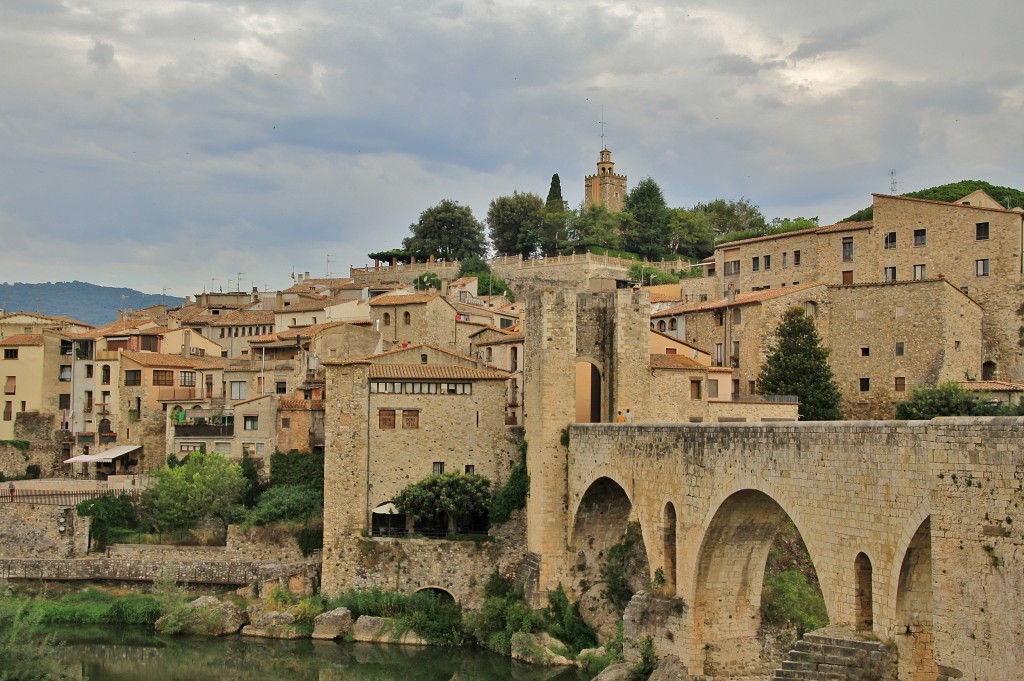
[771,628,895,681]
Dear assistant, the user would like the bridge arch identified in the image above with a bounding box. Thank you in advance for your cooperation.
[415,586,457,603]
[690,488,829,676]
[893,513,937,679]
[569,475,652,590]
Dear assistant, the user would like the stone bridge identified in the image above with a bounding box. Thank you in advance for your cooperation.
[525,419,1024,680]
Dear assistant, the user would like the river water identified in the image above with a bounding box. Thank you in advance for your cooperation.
[56,628,597,681]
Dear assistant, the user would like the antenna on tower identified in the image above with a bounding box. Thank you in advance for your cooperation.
[889,169,903,195]
[599,106,606,149]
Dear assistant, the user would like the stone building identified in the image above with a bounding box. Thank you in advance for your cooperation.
[0,312,92,340]
[470,327,524,426]
[368,292,483,354]
[584,148,627,213]
[700,190,1024,382]
[0,331,72,440]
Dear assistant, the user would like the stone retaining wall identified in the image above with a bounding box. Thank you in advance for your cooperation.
[0,500,88,558]
[0,556,318,586]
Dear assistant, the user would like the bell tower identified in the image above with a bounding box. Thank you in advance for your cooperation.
[584,147,627,212]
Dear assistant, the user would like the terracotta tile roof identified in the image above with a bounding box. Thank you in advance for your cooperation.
[209,309,276,327]
[453,301,504,315]
[256,321,351,343]
[960,380,1024,392]
[73,319,162,339]
[649,353,705,371]
[121,350,227,369]
[474,332,524,346]
[641,284,683,303]
[872,193,1023,215]
[368,364,509,380]
[335,343,479,366]
[0,312,93,327]
[649,328,709,355]
[814,220,873,234]
[369,292,440,306]
[0,334,44,347]
[652,282,824,317]
[714,221,872,250]
[449,277,477,287]
[278,397,316,409]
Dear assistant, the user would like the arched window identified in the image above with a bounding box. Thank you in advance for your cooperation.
[669,318,677,331]
[657,320,667,332]
[382,313,391,327]
[403,311,412,325]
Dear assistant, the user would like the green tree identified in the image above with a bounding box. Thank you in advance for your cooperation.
[895,381,994,419]
[394,472,492,534]
[403,200,486,261]
[622,177,670,259]
[413,271,441,291]
[540,174,572,256]
[545,174,566,212]
[567,204,623,253]
[628,263,679,286]
[487,192,544,257]
[457,257,491,278]
[666,207,715,259]
[758,307,843,421]
[694,197,768,234]
[141,451,246,532]
[0,602,77,681]
[76,493,138,546]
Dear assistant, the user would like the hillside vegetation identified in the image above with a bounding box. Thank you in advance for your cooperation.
[841,180,1024,223]
[0,281,183,326]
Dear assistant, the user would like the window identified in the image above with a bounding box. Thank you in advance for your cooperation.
[732,308,742,325]
[716,310,724,326]
[281,417,290,429]
[669,318,677,331]
[59,365,71,381]
[85,365,93,378]
[230,381,247,400]
[976,222,989,240]
[465,464,475,475]
[510,347,518,372]
[403,410,419,429]
[731,341,740,367]
[954,340,961,352]
[153,370,173,386]
[804,301,817,317]
[842,270,853,285]
[382,313,391,326]
[708,379,718,398]
[884,266,896,282]
[894,377,906,392]
[976,259,990,277]
[764,255,772,270]
[859,377,870,392]
[124,370,141,386]
[894,306,905,319]
[793,250,801,266]
[714,343,724,367]
[403,311,411,325]
[240,415,257,431]
[842,236,854,261]
[432,461,445,475]
[3,376,14,395]
[751,256,760,272]
[913,228,926,246]
[101,365,111,385]
[860,346,870,357]
[2,349,17,360]
[895,341,905,356]
[665,347,677,355]
[657,320,666,332]
[689,380,702,400]
[884,231,896,249]
[913,264,926,280]
[180,371,196,387]
[276,381,287,394]
[748,380,756,395]
[723,260,740,275]
[378,409,395,429]
[782,252,788,268]
[59,394,70,410]
[3,401,11,421]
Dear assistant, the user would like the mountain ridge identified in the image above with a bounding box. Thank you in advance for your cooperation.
[0,281,184,327]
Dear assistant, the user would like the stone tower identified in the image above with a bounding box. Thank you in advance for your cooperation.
[584,148,628,213]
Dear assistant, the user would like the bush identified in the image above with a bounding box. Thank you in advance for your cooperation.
[600,523,642,609]
[330,588,463,646]
[141,452,246,532]
[394,472,492,528]
[543,586,597,654]
[490,453,529,526]
[269,450,324,490]
[248,484,323,525]
[895,381,995,419]
[761,569,828,636]
[76,493,139,546]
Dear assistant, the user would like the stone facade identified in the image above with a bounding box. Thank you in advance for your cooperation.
[584,148,628,213]
[0,413,67,478]
[0,502,88,558]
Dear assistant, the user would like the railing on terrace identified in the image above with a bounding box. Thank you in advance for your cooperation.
[349,253,693,277]
[733,394,799,404]
[1,488,140,506]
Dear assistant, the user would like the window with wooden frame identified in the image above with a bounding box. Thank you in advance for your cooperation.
[180,371,196,387]
[378,409,396,429]
[153,370,173,386]
[402,410,419,429]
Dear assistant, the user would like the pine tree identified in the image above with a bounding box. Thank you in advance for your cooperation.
[758,307,843,420]
[545,174,565,212]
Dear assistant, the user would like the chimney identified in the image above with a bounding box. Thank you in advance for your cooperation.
[305,271,310,279]
[182,330,192,357]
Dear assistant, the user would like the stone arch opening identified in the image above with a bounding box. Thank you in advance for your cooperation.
[895,518,936,679]
[693,489,825,676]
[570,477,649,605]
[663,502,677,595]
[855,552,873,630]
[982,360,997,380]
[416,586,456,603]
[574,361,602,423]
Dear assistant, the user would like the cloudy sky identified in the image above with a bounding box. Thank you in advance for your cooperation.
[1,1,1021,297]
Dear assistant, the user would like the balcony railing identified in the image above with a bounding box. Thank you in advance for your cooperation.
[95,403,111,415]
[76,433,95,444]
[157,387,197,401]
[99,432,117,444]
[174,423,234,437]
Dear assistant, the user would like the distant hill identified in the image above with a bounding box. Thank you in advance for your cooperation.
[0,282,184,327]
[841,180,1024,223]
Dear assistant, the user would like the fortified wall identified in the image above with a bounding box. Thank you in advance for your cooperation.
[0,412,67,479]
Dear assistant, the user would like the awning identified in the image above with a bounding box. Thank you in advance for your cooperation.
[64,445,141,464]
[372,502,400,515]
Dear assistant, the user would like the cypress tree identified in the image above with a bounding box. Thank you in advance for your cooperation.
[545,174,565,212]
[758,307,843,420]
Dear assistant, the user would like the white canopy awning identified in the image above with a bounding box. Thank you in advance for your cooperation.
[64,445,141,464]
[372,502,400,515]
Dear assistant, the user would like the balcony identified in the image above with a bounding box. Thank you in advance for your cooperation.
[99,432,117,444]
[77,433,95,444]
[157,387,197,401]
[174,423,234,437]
[95,403,111,415]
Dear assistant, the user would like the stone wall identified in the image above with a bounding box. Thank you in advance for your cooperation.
[0,412,67,478]
[0,502,88,558]
[103,524,306,564]
[0,556,318,586]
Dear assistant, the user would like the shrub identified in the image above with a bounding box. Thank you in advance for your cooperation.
[76,493,140,547]
[490,454,529,525]
[329,588,463,646]
[543,586,597,654]
[268,450,324,490]
[600,523,642,609]
[394,472,492,528]
[761,569,829,635]
[248,484,323,525]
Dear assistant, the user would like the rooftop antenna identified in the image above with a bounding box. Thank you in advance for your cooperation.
[599,105,606,149]
[889,169,903,195]
[236,272,246,292]
[326,254,335,278]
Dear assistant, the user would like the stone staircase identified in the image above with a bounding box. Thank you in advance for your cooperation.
[772,627,896,681]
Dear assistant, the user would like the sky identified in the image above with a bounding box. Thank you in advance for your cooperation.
[1,1,1021,298]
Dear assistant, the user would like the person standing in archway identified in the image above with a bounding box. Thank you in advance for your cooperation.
[615,410,625,423]
[625,409,633,424]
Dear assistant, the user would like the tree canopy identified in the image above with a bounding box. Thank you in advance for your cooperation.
[141,452,246,531]
[693,198,768,235]
[394,472,492,531]
[840,180,1024,223]
[413,271,441,291]
[622,178,670,259]
[403,199,486,261]
[894,382,1008,419]
[486,192,544,258]
[758,307,843,421]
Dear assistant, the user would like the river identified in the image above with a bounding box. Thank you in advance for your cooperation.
[56,628,598,681]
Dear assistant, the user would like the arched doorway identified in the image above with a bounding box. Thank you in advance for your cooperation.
[416,586,456,604]
[855,552,873,630]
[663,502,677,595]
[693,490,826,677]
[895,518,937,679]
[982,360,997,380]
[574,361,602,423]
